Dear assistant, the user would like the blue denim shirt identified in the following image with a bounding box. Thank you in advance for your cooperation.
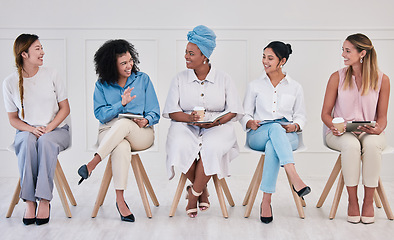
[93,71,160,125]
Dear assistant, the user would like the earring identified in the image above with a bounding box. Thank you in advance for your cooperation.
[360,58,363,63]
[280,65,283,68]
[203,60,206,64]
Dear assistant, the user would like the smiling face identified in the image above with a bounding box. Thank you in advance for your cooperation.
[22,39,44,67]
[185,42,207,69]
[342,40,365,66]
[116,51,133,80]
[262,47,285,75]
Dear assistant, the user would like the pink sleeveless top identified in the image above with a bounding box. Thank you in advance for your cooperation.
[333,67,383,122]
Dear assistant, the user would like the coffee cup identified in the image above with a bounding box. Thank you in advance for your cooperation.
[193,106,205,121]
[332,117,345,133]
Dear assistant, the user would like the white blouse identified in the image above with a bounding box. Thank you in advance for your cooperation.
[163,67,243,120]
[240,72,306,132]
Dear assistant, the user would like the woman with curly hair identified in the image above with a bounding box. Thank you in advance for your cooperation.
[77,39,160,222]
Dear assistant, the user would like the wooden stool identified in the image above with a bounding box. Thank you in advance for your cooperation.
[6,160,77,218]
[243,132,307,219]
[243,154,306,218]
[316,156,394,220]
[91,152,159,218]
[169,173,235,218]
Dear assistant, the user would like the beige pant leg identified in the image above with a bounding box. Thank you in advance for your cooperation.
[97,118,154,159]
[111,140,132,190]
[326,132,362,186]
[359,133,386,187]
[97,118,154,190]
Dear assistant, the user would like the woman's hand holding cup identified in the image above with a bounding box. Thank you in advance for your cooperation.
[331,117,345,136]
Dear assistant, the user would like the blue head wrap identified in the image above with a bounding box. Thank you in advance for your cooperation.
[187,25,216,59]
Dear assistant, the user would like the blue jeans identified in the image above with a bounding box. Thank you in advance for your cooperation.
[247,122,298,193]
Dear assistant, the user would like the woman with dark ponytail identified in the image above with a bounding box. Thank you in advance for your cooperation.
[322,33,390,224]
[240,41,310,223]
[3,34,71,225]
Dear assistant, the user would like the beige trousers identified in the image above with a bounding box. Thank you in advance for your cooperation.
[326,132,386,187]
[97,118,154,190]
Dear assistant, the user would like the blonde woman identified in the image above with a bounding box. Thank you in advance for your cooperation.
[3,34,71,225]
[321,33,390,224]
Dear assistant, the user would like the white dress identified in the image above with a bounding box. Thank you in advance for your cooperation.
[163,67,243,180]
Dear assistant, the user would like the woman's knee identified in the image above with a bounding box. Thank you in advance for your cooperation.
[267,123,286,133]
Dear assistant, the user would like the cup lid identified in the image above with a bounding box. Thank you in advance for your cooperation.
[193,106,205,111]
[332,117,345,123]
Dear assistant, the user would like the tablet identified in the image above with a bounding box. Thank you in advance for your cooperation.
[118,113,144,119]
[346,121,375,132]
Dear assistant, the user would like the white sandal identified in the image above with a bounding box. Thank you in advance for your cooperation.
[186,185,202,218]
[198,187,210,211]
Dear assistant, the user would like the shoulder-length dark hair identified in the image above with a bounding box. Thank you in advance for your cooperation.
[94,39,140,84]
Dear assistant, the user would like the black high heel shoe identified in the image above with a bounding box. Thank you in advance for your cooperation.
[36,204,51,226]
[292,185,311,198]
[23,202,37,225]
[260,204,273,224]
[78,164,91,185]
[116,201,135,222]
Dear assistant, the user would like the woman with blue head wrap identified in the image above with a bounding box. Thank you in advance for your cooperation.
[163,25,244,218]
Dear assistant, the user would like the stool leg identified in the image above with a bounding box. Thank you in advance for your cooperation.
[244,155,264,218]
[243,155,264,206]
[54,165,72,218]
[329,172,344,220]
[376,178,394,220]
[135,154,159,207]
[213,175,228,218]
[169,174,187,217]
[374,189,382,208]
[286,171,305,219]
[219,178,235,207]
[316,156,341,208]
[56,160,77,206]
[91,158,113,218]
[131,155,152,218]
[6,179,21,218]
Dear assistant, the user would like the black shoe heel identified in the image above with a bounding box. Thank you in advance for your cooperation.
[78,164,91,185]
[260,204,273,224]
[116,202,135,222]
[36,204,50,226]
[292,185,311,198]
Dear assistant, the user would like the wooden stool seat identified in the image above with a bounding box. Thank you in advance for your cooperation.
[91,152,159,218]
[6,160,77,218]
[169,173,235,218]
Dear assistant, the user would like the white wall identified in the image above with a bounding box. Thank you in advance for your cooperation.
[1,0,393,180]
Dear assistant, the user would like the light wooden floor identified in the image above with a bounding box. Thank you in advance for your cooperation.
[1,172,393,240]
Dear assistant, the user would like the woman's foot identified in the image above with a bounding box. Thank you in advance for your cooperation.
[115,200,135,222]
[198,186,210,211]
[36,200,50,225]
[77,163,95,185]
[23,201,37,225]
[347,201,361,223]
[260,201,273,224]
[186,185,201,218]
[116,199,133,217]
[361,201,374,224]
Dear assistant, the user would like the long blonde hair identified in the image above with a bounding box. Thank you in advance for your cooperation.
[13,34,39,119]
[343,33,379,95]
